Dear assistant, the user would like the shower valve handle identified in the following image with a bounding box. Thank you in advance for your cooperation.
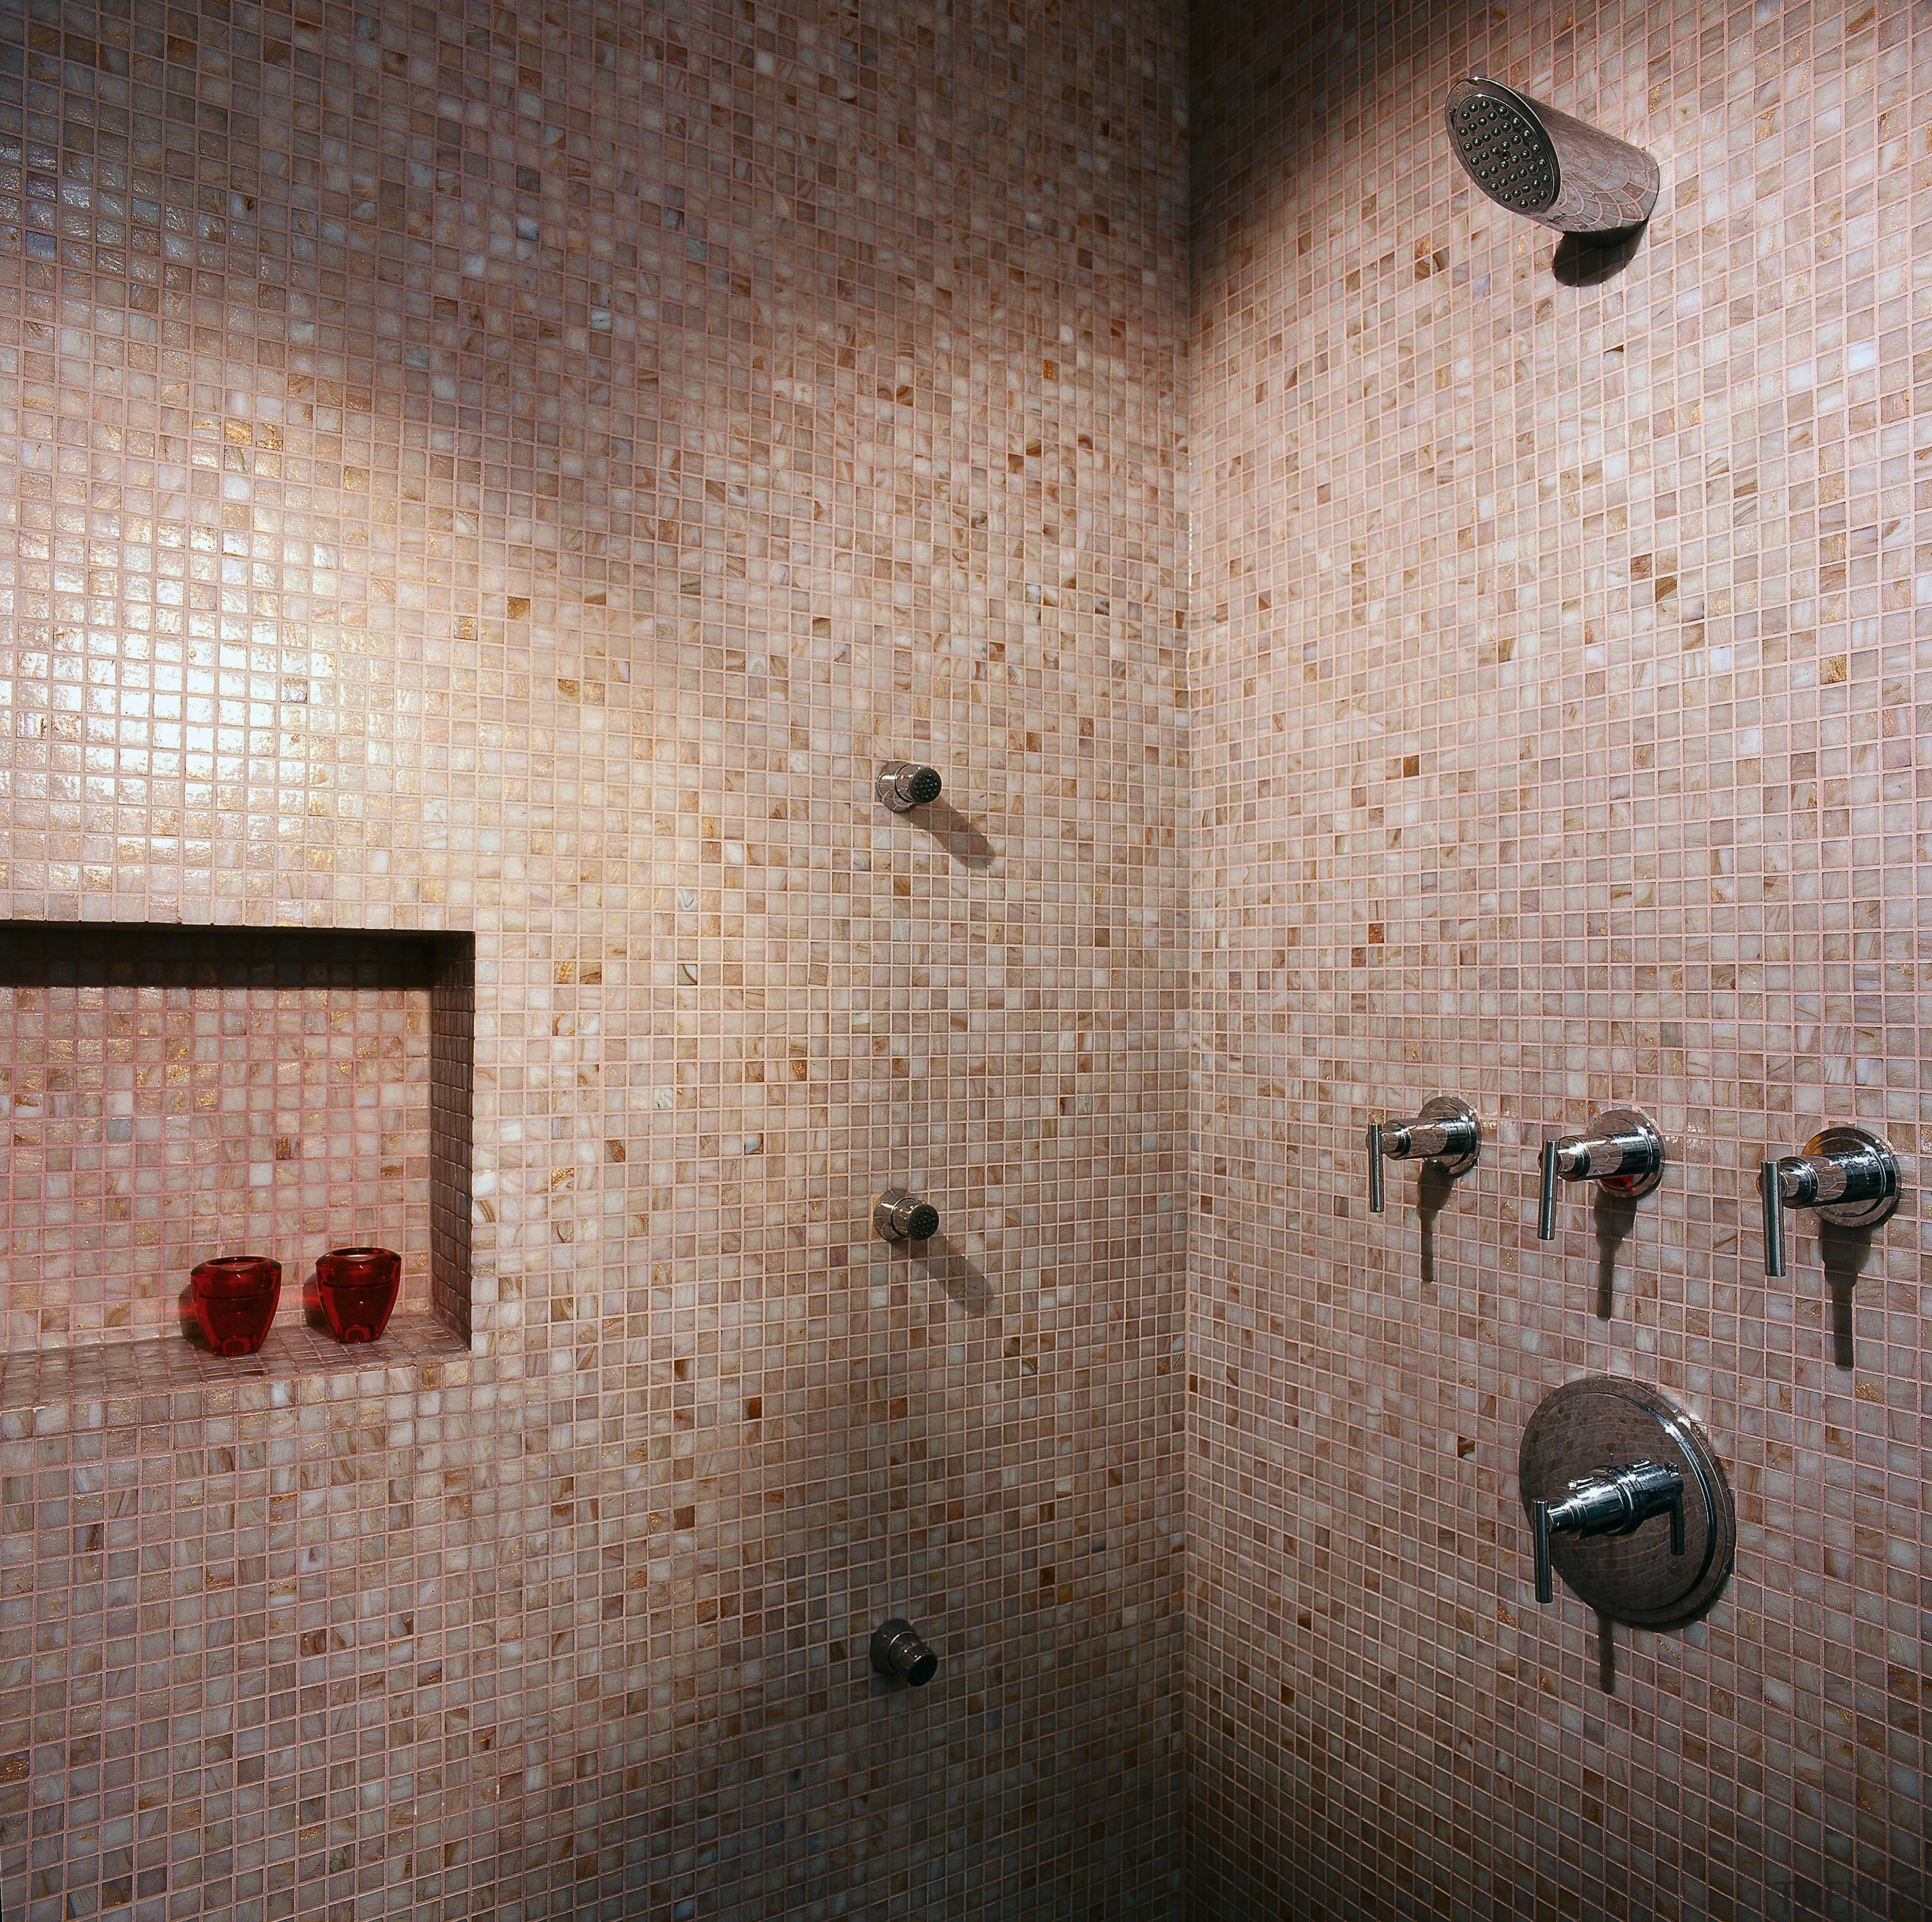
[1532,1459,1685,1606]
[1365,1096,1480,1214]
[1536,1108,1665,1240]
[1536,1137,1561,1242]
[1760,1129,1899,1278]
[1760,1159,1786,1280]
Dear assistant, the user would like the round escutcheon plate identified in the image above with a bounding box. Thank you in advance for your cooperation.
[1518,1377,1735,1627]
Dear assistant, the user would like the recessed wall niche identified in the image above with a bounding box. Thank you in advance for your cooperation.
[0,923,473,1404]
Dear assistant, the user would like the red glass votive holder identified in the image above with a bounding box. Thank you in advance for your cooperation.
[315,1247,401,1344]
[190,1256,282,1356]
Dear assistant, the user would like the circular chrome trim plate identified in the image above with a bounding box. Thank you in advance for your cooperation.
[1519,1376,1735,1628]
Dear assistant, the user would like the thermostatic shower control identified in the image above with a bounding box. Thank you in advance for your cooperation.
[1518,1377,1734,1626]
[1366,1094,1480,1212]
[873,1189,940,1242]
[1760,1126,1899,1278]
[876,761,943,812]
[1537,1106,1665,1239]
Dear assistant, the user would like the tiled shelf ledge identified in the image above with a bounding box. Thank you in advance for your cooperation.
[0,1313,474,1435]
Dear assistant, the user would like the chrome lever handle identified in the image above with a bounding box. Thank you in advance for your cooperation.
[1537,1107,1664,1240]
[1760,1129,1898,1276]
[1532,1459,1685,1607]
[1367,1097,1478,1217]
[1761,1158,1786,1278]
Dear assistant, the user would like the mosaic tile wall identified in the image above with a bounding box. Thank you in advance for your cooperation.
[0,0,1189,1915]
[1187,2,1932,1917]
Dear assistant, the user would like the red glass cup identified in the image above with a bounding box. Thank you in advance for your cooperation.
[190,1256,282,1356]
[315,1247,401,1344]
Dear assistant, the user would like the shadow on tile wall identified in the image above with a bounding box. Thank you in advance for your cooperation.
[0,2,1189,1916]
[1189,2,1930,1917]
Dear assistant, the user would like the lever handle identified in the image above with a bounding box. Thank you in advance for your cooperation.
[1531,1458,1685,1605]
[1366,1098,1478,1217]
[1537,1107,1664,1241]
[1760,1129,1899,1272]
[1761,1158,1786,1278]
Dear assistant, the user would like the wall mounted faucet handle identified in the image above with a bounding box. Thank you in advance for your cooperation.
[1760,1160,1786,1279]
[1760,1127,1898,1278]
[1535,1106,1665,1240]
[1366,1095,1480,1214]
[1537,1137,1561,1241]
[877,760,943,812]
[1531,1459,1684,1605]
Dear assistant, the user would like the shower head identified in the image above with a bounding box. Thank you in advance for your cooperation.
[1446,77,1658,235]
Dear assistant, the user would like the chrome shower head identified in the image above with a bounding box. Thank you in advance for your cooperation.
[1446,77,1658,235]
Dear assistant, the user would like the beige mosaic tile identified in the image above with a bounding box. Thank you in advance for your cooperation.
[1189,2,1932,1918]
[0,1,1190,1917]
[20,0,1918,1913]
